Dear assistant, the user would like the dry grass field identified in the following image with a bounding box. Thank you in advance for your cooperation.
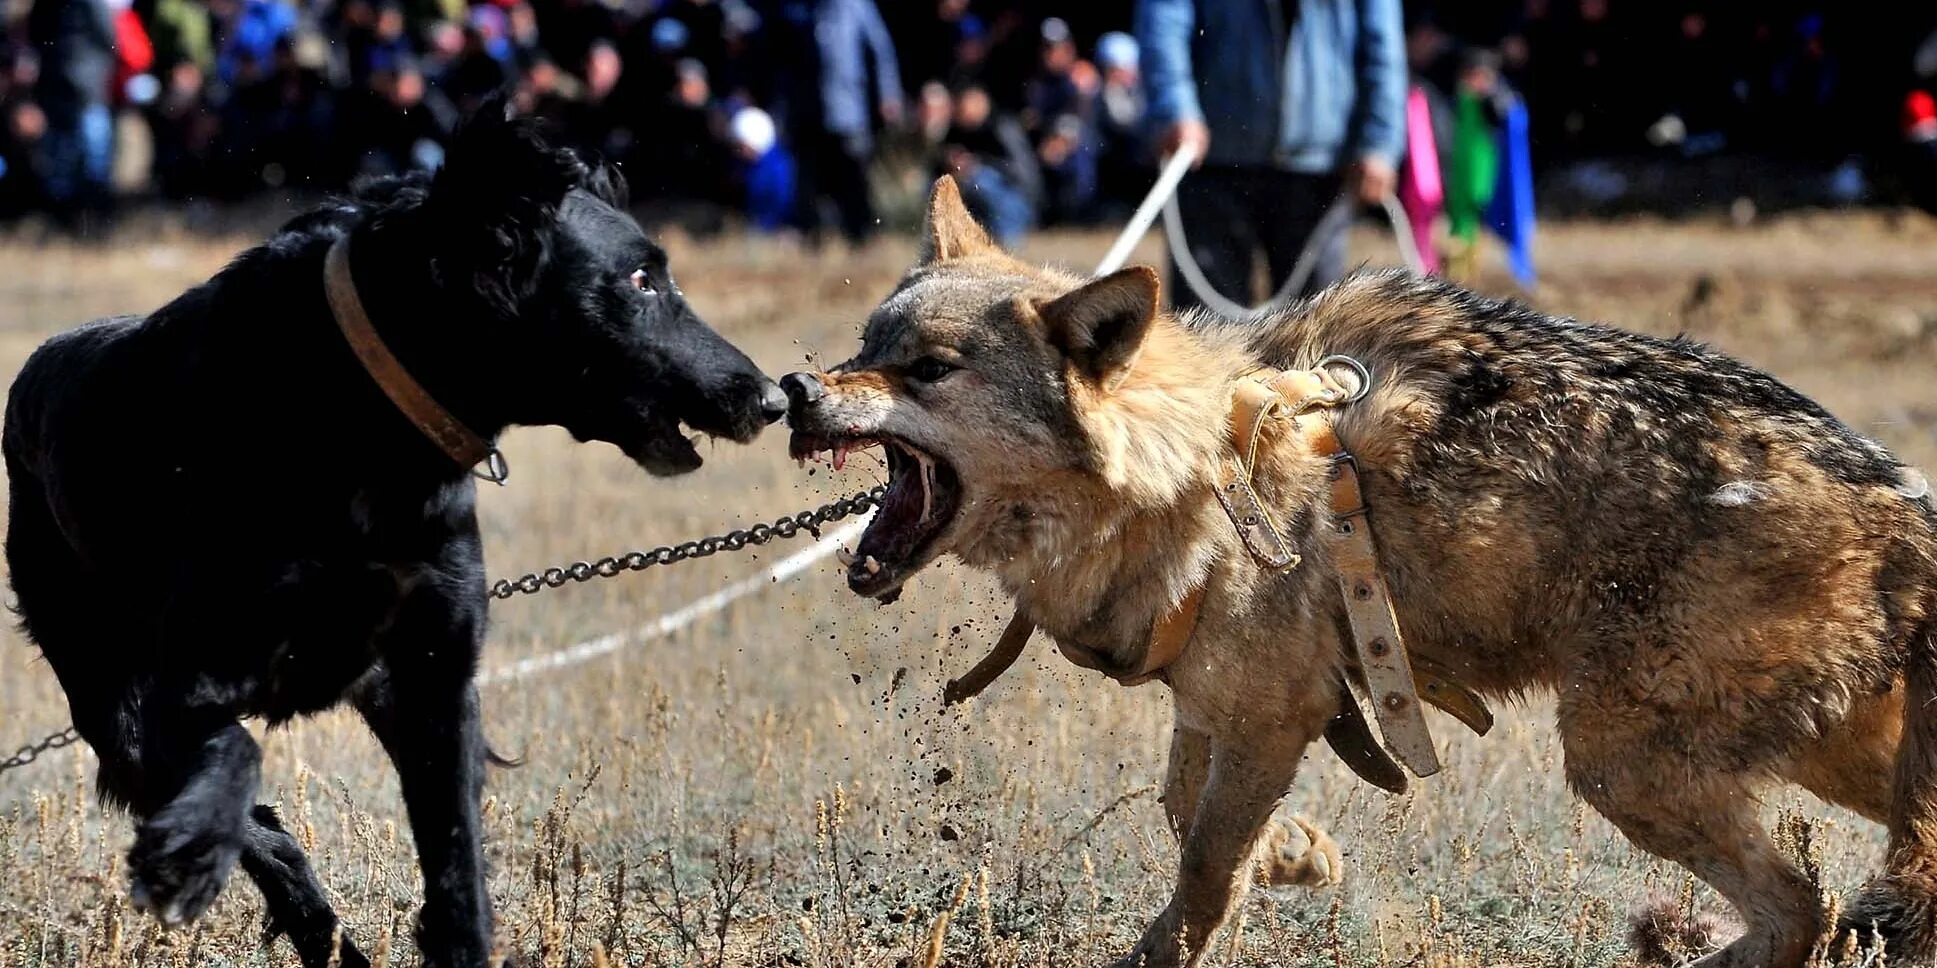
[0,210,1935,967]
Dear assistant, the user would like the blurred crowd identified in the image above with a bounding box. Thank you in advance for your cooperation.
[0,0,1933,231]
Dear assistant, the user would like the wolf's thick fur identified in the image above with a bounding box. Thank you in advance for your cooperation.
[785,179,1937,967]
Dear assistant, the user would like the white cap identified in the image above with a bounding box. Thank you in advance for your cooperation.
[730,106,777,156]
[1097,31,1138,70]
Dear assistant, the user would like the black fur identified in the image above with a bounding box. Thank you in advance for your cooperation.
[3,107,785,967]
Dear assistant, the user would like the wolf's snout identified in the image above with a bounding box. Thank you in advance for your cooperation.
[779,372,824,416]
[759,380,789,425]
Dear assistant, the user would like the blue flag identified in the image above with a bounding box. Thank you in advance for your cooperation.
[1484,96,1537,287]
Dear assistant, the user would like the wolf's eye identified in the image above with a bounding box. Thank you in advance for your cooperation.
[629,268,657,296]
[905,357,955,383]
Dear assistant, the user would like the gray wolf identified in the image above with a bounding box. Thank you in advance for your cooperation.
[783,176,1937,967]
[3,108,786,968]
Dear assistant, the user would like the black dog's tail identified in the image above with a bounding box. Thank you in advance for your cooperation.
[485,740,524,770]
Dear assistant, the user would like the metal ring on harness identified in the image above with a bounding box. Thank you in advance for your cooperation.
[1315,355,1373,404]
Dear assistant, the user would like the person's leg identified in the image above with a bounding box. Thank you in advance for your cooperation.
[39,117,82,211]
[1167,166,1260,314]
[791,129,827,244]
[827,133,876,246]
[1259,171,1348,299]
[78,102,115,212]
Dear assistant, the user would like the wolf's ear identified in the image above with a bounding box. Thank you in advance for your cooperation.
[424,100,588,316]
[917,175,997,264]
[1036,266,1161,390]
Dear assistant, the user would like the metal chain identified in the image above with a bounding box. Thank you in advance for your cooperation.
[1,490,886,777]
[487,485,886,600]
[0,727,80,778]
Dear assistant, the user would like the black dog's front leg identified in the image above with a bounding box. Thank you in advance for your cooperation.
[244,805,371,968]
[127,698,261,926]
[354,633,493,967]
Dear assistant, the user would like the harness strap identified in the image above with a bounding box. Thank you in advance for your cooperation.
[939,358,1492,788]
[1307,416,1442,778]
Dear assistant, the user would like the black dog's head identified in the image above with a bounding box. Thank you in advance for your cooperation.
[358,105,785,475]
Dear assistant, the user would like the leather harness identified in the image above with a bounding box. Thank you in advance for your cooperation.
[942,358,1494,792]
[324,236,509,484]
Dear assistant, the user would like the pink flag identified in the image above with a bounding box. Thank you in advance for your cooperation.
[1399,86,1444,274]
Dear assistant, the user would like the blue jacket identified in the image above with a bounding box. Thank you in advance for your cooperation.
[797,0,902,141]
[1136,0,1406,173]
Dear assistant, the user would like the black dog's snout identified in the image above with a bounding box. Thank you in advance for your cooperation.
[779,372,824,415]
[759,380,789,425]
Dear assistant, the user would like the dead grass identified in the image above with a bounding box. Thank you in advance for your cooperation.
[1,211,1935,966]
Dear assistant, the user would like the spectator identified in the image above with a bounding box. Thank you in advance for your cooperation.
[938,82,1035,246]
[28,0,118,220]
[443,20,515,114]
[345,1,413,89]
[145,58,215,198]
[0,46,49,216]
[346,55,457,177]
[729,104,796,231]
[146,0,213,77]
[1903,89,1937,213]
[215,0,297,87]
[216,34,338,192]
[1092,30,1146,220]
[772,0,903,247]
[1024,16,1098,224]
[1137,0,1406,312]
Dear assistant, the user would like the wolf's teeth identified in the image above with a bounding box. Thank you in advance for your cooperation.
[835,547,856,567]
[861,555,882,576]
[911,449,938,523]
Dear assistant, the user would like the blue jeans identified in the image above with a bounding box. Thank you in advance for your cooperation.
[958,164,1033,248]
[41,102,114,207]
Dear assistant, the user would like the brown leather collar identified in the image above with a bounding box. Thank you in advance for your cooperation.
[324,236,508,484]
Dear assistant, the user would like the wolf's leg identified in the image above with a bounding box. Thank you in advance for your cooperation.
[1162,724,1210,838]
[242,805,370,968]
[1779,688,1900,824]
[354,657,493,968]
[1164,722,1341,890]
[1120,728,1313,968]
[1565,735,1819,967]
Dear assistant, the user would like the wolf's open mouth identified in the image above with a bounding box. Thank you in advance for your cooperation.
[789,431,962,600]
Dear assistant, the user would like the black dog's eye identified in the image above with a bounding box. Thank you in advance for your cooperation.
[629,268,657,296]
[905,357,955,383]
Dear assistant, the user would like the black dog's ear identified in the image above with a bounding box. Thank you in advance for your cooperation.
[426,97,589,316]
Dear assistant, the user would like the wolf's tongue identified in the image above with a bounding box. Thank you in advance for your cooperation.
[857,457,926,562]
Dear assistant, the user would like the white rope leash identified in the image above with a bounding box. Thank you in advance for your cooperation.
[476,161,1185,685]
[1155,142,1428,319]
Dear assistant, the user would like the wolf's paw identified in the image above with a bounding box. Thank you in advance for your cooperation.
[127,804,244,926]
[1255,814,1342,889]
[1109,908,1187,968]
[1628,895,1732,967]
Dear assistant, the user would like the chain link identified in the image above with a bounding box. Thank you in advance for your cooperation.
[487,485,886,600]
[0,727,80,778]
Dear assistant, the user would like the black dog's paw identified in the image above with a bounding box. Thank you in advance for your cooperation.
[127,804,245,926]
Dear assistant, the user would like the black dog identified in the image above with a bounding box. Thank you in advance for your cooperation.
[3,108,785,967]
